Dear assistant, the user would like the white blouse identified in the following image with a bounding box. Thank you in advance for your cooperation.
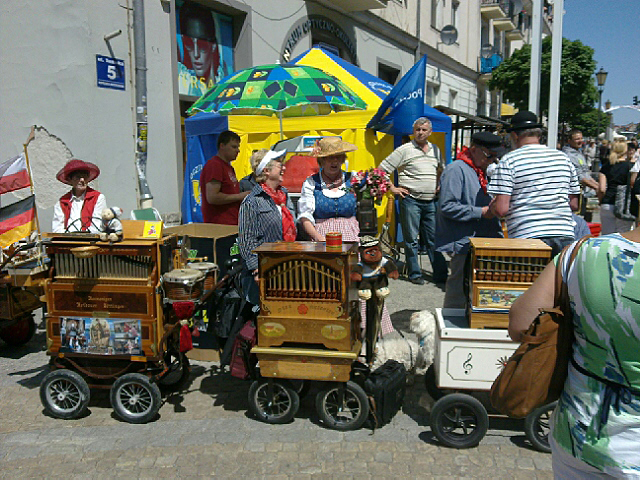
[296,172,351,226]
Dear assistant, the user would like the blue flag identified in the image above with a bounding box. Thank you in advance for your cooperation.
[181,136,206,223]
[367,55,427,135]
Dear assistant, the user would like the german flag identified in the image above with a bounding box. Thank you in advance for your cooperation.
[0,195,36,248]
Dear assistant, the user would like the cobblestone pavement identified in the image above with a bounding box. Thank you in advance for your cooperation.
[0,273,554,478]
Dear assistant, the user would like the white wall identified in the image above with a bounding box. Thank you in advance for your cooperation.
[0,0,182,231]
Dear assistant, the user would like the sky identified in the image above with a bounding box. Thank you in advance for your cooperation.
[562,0,640,128]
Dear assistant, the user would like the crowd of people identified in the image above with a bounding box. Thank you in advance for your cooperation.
[50,109,639,476]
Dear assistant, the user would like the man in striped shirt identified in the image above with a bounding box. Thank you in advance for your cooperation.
[488,111,580,256]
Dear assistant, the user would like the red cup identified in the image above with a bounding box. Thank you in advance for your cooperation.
[325,232,342,249]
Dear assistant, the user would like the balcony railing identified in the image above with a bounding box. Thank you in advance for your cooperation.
[480,0,509,20]
[479,54,503,74]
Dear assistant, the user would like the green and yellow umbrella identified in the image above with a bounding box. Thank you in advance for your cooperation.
[187,64,367,137]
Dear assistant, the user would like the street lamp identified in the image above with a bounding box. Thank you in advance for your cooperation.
[594,67,608,171]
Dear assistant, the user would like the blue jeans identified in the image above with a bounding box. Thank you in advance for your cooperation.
[399,196,443,281]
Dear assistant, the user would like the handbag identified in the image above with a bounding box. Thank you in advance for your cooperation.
[614,169,636,221]
[490,235,590,418]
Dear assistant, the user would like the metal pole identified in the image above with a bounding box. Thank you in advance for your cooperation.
[528,0,543,114]
[415,0,421,62]
[594,88,603,172]
[547,0,564,149]
[133,0,153,208]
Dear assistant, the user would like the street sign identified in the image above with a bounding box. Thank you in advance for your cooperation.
[96,55,125,90]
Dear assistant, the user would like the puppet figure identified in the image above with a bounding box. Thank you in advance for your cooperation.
[350,236,399,300]
[99,207,123,242]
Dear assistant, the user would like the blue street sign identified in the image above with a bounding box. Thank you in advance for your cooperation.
[96,55,125,90]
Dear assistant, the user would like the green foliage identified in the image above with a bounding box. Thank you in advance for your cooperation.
[489,37,598,126]
[570,108,606,138]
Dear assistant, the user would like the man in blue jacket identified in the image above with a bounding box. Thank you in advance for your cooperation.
[436,131,504,308]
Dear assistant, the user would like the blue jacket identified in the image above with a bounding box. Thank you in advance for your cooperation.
[436,160,502,255]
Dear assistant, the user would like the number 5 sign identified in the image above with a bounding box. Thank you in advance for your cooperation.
[96,55,125,90]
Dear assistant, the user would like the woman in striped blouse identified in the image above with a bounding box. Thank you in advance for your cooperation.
[238,149,295,305]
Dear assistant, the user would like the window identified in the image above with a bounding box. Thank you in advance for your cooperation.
[378,62,401,85]
[449,90,457,109]
[430,0,438,28]
[427,84,440,106]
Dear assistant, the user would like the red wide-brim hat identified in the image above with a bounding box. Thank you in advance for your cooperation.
[56,159,100,185]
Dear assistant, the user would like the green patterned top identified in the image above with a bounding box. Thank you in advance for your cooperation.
[552,233,640,476]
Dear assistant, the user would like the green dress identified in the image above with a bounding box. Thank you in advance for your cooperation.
[551,233,640,476]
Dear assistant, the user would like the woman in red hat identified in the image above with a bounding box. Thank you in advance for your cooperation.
[52,159,107,233]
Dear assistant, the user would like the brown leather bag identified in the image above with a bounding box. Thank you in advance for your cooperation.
[490,236,590,418]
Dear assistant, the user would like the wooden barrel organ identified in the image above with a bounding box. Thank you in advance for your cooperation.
[251,242,362,383]
[43,233,179,376]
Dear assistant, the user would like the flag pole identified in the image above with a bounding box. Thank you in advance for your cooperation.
[22,126,43,264]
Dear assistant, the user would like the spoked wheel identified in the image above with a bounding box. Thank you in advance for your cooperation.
[430,393,489,448]
[40,370,90,419]
[0,315,36,346]
[110,373,161,424]
[315,381,369,431]
[158,350,190,392]
[248,379,299,424]
[525,401,556,453]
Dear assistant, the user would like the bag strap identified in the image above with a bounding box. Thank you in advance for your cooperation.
[555,234,591,313]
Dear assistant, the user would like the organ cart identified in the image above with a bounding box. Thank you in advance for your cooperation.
[248,241,371,430]
[0,243,47,345]
[39,221,213,423]
[428,238,556,452]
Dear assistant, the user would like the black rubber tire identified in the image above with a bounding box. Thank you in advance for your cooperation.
[110,373,161,424]
[248,379,299,424]
[424,364,444,401]
[158,353,190,392]
[525,401,556,453]
[40,370,90,419]
[315,381,370,431]
[430,393,489,449]
[0,315,36,346]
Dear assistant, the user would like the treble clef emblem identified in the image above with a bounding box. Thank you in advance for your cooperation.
[463,353,473,375]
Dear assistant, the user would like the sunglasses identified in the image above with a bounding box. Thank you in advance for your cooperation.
[480,148,498,160]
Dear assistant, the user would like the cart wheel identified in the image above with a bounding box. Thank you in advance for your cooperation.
[158,352,190,392]
[430,393,489,449]
[315,381,369,431]
[0,315,36,346]
[110,373,161,424]
[525,401,556,453]
[248,379,299,424]
[424,365,444,401]
[40,370,90,419]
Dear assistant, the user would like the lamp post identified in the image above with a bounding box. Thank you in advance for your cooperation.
[594,67,608,172]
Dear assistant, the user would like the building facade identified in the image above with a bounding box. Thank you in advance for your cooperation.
[0,0,546,227]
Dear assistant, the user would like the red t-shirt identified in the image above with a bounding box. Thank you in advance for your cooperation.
[200,155,241,224]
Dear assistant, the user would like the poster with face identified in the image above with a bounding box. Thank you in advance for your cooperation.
[176,1,235,97]
[60,317,142,355]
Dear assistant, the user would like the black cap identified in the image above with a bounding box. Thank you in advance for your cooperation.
[472,131,503,152]
[507,110,543,132]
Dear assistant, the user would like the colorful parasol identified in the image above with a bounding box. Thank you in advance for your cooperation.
[187,64,367,137]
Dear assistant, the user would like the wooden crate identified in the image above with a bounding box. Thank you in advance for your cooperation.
[468,238,551,329]
[254,242,360,351]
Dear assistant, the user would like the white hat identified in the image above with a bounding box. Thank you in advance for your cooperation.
[255,149,287,175]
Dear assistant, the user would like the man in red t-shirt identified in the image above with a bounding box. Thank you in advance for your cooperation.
[200,130,249,224]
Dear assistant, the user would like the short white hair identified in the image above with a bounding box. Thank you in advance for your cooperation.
[413,117,432,130]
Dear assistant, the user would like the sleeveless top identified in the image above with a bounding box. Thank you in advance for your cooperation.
[312,172,357,219]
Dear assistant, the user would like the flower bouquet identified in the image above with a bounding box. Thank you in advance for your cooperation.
[350,168,391,205]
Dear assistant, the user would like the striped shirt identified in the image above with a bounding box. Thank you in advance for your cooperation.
[379,141,441,201]
[487,144,580,239]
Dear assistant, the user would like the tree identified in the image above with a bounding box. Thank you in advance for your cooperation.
[489,37,598,126]
[570,108,605,138]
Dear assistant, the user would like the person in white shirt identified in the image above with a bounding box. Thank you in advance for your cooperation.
[52,159,107,233]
